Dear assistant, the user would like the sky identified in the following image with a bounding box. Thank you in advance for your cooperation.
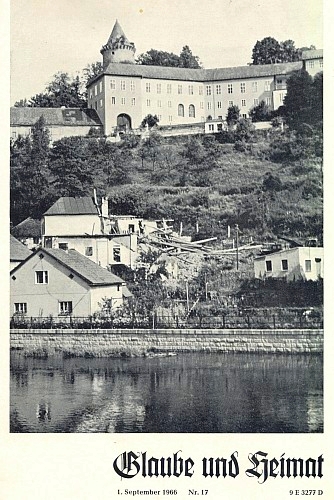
[10,0,323,104]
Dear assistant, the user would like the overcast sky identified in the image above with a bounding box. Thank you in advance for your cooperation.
[10,0,322,104]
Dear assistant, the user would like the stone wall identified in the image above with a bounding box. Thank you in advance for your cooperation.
[10,328,323,357]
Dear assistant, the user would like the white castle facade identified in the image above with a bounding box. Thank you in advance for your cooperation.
[87,20,323,135]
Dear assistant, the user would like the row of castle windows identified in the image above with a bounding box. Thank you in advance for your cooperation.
[91,77,289,99]
[91,95,272,110]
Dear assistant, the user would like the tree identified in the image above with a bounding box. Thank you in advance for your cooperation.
[284,69,322,132]
[226,105,240,126]
[82,61,103,83]
[140,114,159,129]
[136,46,201,68]
[179,45,202,68]
[251,37,301,65]
[15,72,87,108]
[10,117,53,224]
[136,49,180,67]
[252,37,282,65]
[249,100,272,122]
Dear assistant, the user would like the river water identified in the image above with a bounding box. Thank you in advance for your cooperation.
[10,351,323,433]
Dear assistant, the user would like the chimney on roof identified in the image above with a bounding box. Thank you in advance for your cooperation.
[101,196,109,218]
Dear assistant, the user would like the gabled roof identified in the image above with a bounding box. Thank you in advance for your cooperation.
[10,108,103,127]
[10,248,123,286]
[12,217,41,238]
[301,49,323,60]
[10,235,32,262]
[88,60,302,86]
[44,197,99,216]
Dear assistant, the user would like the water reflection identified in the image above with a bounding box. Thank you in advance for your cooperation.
[10,352,323,433]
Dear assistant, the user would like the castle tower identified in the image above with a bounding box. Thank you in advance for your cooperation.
[100,20,136,67]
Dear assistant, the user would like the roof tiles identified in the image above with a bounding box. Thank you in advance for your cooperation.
[44,197,98,216]
[10,235,32,261]
[10,108,103,127]
[43,248,123,285]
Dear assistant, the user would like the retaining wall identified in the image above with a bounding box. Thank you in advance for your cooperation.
[10,328,323,356]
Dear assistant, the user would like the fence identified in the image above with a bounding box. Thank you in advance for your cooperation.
[10,308,323,330]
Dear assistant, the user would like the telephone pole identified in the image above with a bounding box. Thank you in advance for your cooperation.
[235,224,239,271]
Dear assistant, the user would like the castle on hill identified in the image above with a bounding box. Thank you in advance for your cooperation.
[10,20,323,139]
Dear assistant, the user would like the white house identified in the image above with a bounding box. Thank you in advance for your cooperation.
[10,247,126,318]
[254,246,324,281]
[42,196,140,269]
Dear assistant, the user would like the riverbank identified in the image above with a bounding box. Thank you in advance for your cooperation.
[10,328,323,358]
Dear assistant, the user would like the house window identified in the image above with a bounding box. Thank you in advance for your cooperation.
[14,303,27,314]
[168,100,172,108]
[200,101,204,109]
[240,82,246,93]
[157,83,161,94]
[85,246,93,256]
[189,104,195,118]
[146,82,151,92]
[206,85,211,96]
[120,80,126,91]
[241,99,246,107]
[146,99,151,107]
[199,86,203,95]
[94,102,97,110]
[58,243,68,251]
[242,113,247,119]
[217,101,222,109]
[216,84,221,94]
[281,259,288,271]
[89,90,93,99]
[253,98,259,106]
[35,271,48,284]
[319,60,323,68]
[99,99,103,107]
[265,80,271,91]
[130,80,135,92]
[59,301,73,315]
[111,79,116,90]
[228,100,234,107]
[279,93,284,103]
[209,124,214,131]
[131,98,136,106]
[157,100,162,107]
[266,97,271,106]
[167,83,172,94]
[178,85,183,94]
[188,85,194,95]
[94,85,98,96]
[207,102,212,110]
[120,97,125,105]
[305,260,312,272]
[308,60,314,68]
[113,247,121,262]
[168,115,173,122]
[111,96,116,105]
[252,82,258,92]
[227,83,233,94]
[276,78,283,85]
[99,81,103,93]
[266,261,272,272]
[178,104,184,117]
[128,224,135,233]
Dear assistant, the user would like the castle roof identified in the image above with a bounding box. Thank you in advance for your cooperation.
[10,108,103,127]
[108,19,129,44]
[12,218,41,238]
[88,60,302,85]
[301,49,323,60]
[43,197,98,216]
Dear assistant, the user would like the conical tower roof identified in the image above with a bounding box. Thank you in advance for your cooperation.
[107,19,129,44]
